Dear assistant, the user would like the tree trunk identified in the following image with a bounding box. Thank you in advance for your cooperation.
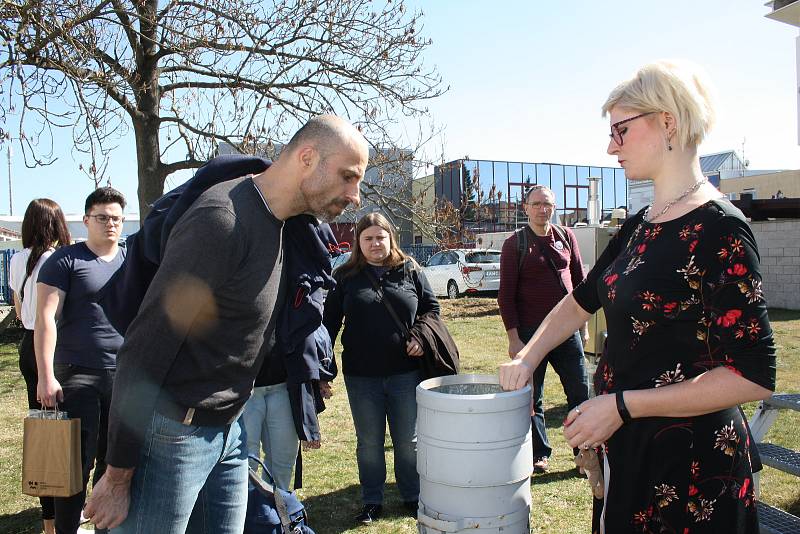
[133,117,165,224]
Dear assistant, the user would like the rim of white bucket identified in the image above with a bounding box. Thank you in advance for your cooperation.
[417,374,531,400]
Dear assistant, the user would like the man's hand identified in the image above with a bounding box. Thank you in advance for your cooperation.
[83,466,134,530]
[507,329,525,359]
[581,328,590,347]
[319,381,333,399]
[36,375,63,408]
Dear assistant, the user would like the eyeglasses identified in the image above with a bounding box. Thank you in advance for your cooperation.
[88,214,125,225]
[609,112,655,146]
[527,201,554,210]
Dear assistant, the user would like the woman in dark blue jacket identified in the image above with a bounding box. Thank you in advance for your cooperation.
[323,212,439,524]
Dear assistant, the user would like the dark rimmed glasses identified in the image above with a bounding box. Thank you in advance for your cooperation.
[526,201,554,211]
[88,214,125,225]
[609,112,655,146]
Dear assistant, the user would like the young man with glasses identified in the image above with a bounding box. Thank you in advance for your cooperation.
[498,185,589,473]
[35,186,127,534]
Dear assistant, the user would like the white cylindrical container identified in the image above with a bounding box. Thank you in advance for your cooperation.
[416,374,532,533]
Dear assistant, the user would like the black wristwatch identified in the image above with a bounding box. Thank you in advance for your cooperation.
[615,391,633,424]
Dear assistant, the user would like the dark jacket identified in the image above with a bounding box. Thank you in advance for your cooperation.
[408,312,460,380]
[278,216,338,442]
[102,153,336,442]
[323,261,439,377]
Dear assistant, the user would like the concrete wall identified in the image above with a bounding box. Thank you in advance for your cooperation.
[751,219,800,310]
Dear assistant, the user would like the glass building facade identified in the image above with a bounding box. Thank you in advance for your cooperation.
[433,159,627,235]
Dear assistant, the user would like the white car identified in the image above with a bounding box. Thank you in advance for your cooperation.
[330,251,351,273]
[422,249,502,299]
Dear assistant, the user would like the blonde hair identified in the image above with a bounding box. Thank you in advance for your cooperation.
[602,60,717,150]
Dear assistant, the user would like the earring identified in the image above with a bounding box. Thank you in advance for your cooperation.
[668,142,673,151]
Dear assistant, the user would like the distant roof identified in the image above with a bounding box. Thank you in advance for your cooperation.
[0,226,20,237]
[700,150,744,174]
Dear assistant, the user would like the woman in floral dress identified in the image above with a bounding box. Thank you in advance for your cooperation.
[499,60,775,533]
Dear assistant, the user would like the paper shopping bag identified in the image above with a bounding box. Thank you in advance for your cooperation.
[22,413,82,497]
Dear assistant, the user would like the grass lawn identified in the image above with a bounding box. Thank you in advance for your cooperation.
[0,300,798,534]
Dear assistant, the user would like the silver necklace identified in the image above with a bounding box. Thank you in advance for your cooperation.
[643,178,707,223]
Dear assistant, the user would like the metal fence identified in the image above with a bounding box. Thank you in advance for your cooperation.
[402,244,438,265]
[0,249,14,304]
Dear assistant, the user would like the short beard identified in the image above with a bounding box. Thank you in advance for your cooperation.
[314,200,349,222]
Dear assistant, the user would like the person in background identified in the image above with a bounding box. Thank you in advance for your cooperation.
[500,60,775,533]
[322,212,439,524]
[35,187,127,534]
[498,184,589,473]
[9,198,72,534]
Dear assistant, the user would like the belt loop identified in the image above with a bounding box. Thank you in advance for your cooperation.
[183,407,195,425]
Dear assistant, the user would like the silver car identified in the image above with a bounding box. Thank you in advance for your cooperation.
[422,249,502,299]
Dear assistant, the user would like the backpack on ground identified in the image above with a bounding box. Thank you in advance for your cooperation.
[245,455,316,534]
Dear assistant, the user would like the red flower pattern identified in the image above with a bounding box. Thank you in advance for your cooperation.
[603,210,767,532]
[727,263,747,277]
[716,309,742,327]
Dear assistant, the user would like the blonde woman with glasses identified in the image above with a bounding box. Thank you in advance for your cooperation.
[501,60,775,533]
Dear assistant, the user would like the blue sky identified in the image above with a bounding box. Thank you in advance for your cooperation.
[3,0,799,216]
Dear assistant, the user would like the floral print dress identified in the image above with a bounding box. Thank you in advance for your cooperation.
[572,199,776,534]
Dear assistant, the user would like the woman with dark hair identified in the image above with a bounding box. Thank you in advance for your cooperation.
[9,198,71,534]
[323,212,439,524]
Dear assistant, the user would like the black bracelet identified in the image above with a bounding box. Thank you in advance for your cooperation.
[616,391,633,424]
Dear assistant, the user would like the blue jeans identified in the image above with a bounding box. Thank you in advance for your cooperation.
[344,370,420,505]
[112,412,248,534]
[53,363,114,534]
[519,329,589,459]
[241,383,298,490]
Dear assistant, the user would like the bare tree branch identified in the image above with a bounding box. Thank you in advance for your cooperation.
[1,0,446,230]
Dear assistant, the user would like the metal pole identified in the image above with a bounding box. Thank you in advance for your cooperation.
[6,144,11,216]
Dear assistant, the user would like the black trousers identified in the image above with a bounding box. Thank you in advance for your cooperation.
[52,363,114,534]
[18,329,55,521]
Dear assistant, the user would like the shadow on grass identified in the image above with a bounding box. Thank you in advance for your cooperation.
[544,404,571,429]
[530,467,582,485]
[788,493,800,519]
[768,309,800,322]
[303,482,416,533]
[0,507,39,534]
[0,325,24,345]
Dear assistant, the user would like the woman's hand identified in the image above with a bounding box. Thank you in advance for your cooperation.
[406,339,423,357]
[563,394,623,450]
[498,359,533,391]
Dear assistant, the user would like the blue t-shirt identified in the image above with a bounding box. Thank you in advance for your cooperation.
[37,242,126,369]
